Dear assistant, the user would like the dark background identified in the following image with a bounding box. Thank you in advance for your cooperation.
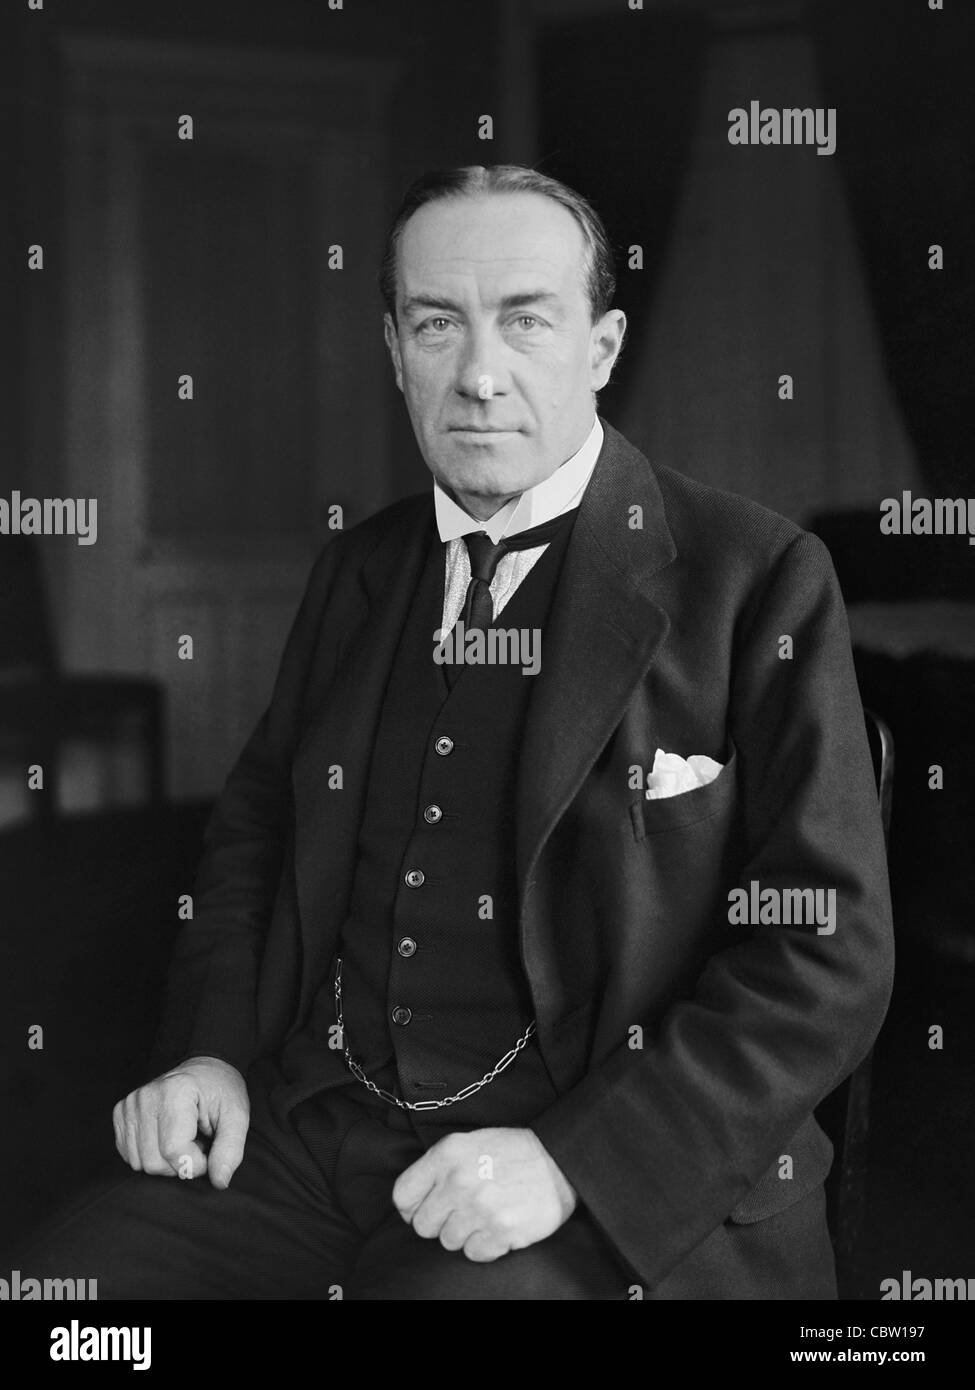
[2,0,973,1299]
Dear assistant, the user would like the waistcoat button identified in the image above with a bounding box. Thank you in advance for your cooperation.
[423,804,442,824]
[391,1005,412,1026]
[397,937,417,957]
[435,736,454,755]
[405,868,425,888]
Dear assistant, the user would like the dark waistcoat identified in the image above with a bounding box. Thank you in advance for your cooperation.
[278,509,577,1131]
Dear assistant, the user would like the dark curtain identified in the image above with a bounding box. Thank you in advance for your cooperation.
[535,12,711,421]
[811,0,975,494]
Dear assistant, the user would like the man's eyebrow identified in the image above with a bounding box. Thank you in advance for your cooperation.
[400,295,464,317]
[496,291,562,311]
[400,290,563,317]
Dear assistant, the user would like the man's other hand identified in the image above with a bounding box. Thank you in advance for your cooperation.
[112,1056,250,1189]
[392,1127,577,1262]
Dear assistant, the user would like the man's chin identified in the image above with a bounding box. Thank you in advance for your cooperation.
[432,445,535,500]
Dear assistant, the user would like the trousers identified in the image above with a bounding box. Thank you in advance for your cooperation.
[17,1057,636,1301]
[19,1054,837,1300]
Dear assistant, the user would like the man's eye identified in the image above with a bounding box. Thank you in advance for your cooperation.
[513,315,541,330]
[419,317,453,333]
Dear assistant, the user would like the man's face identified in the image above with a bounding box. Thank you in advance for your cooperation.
[384,191,626,519]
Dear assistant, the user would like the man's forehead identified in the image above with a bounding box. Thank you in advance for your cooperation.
[398,192,586,296]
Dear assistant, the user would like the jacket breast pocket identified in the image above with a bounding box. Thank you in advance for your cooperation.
[629,735,738,842]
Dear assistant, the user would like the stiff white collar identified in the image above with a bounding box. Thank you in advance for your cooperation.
[433,416,603,545]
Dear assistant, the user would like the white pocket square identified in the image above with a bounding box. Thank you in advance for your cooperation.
[645,748,725,800]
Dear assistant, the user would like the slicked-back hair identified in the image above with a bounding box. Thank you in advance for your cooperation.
[380,164,617,326]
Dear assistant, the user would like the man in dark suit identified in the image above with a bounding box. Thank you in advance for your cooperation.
[26,164,893,1300]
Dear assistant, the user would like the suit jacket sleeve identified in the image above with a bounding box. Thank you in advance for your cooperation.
[147,534,348,1079]
[530,529,895,1287]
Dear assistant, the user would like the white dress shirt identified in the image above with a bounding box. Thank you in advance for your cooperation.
[434,416,603,634]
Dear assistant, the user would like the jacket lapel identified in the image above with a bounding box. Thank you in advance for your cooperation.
[290,501,433,1018]
[515,421,677,899]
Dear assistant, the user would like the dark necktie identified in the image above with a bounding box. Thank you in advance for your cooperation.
[460,506,579,632]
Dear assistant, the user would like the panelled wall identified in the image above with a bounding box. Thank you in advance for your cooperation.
[46,38,397,808]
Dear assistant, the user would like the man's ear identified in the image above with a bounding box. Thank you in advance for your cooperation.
[590,308,627,392]
[384,313,404,394]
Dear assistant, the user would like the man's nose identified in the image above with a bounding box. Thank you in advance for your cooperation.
[453,328,509,400]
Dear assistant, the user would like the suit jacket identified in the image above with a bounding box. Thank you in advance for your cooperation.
[151,419,895,1293]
